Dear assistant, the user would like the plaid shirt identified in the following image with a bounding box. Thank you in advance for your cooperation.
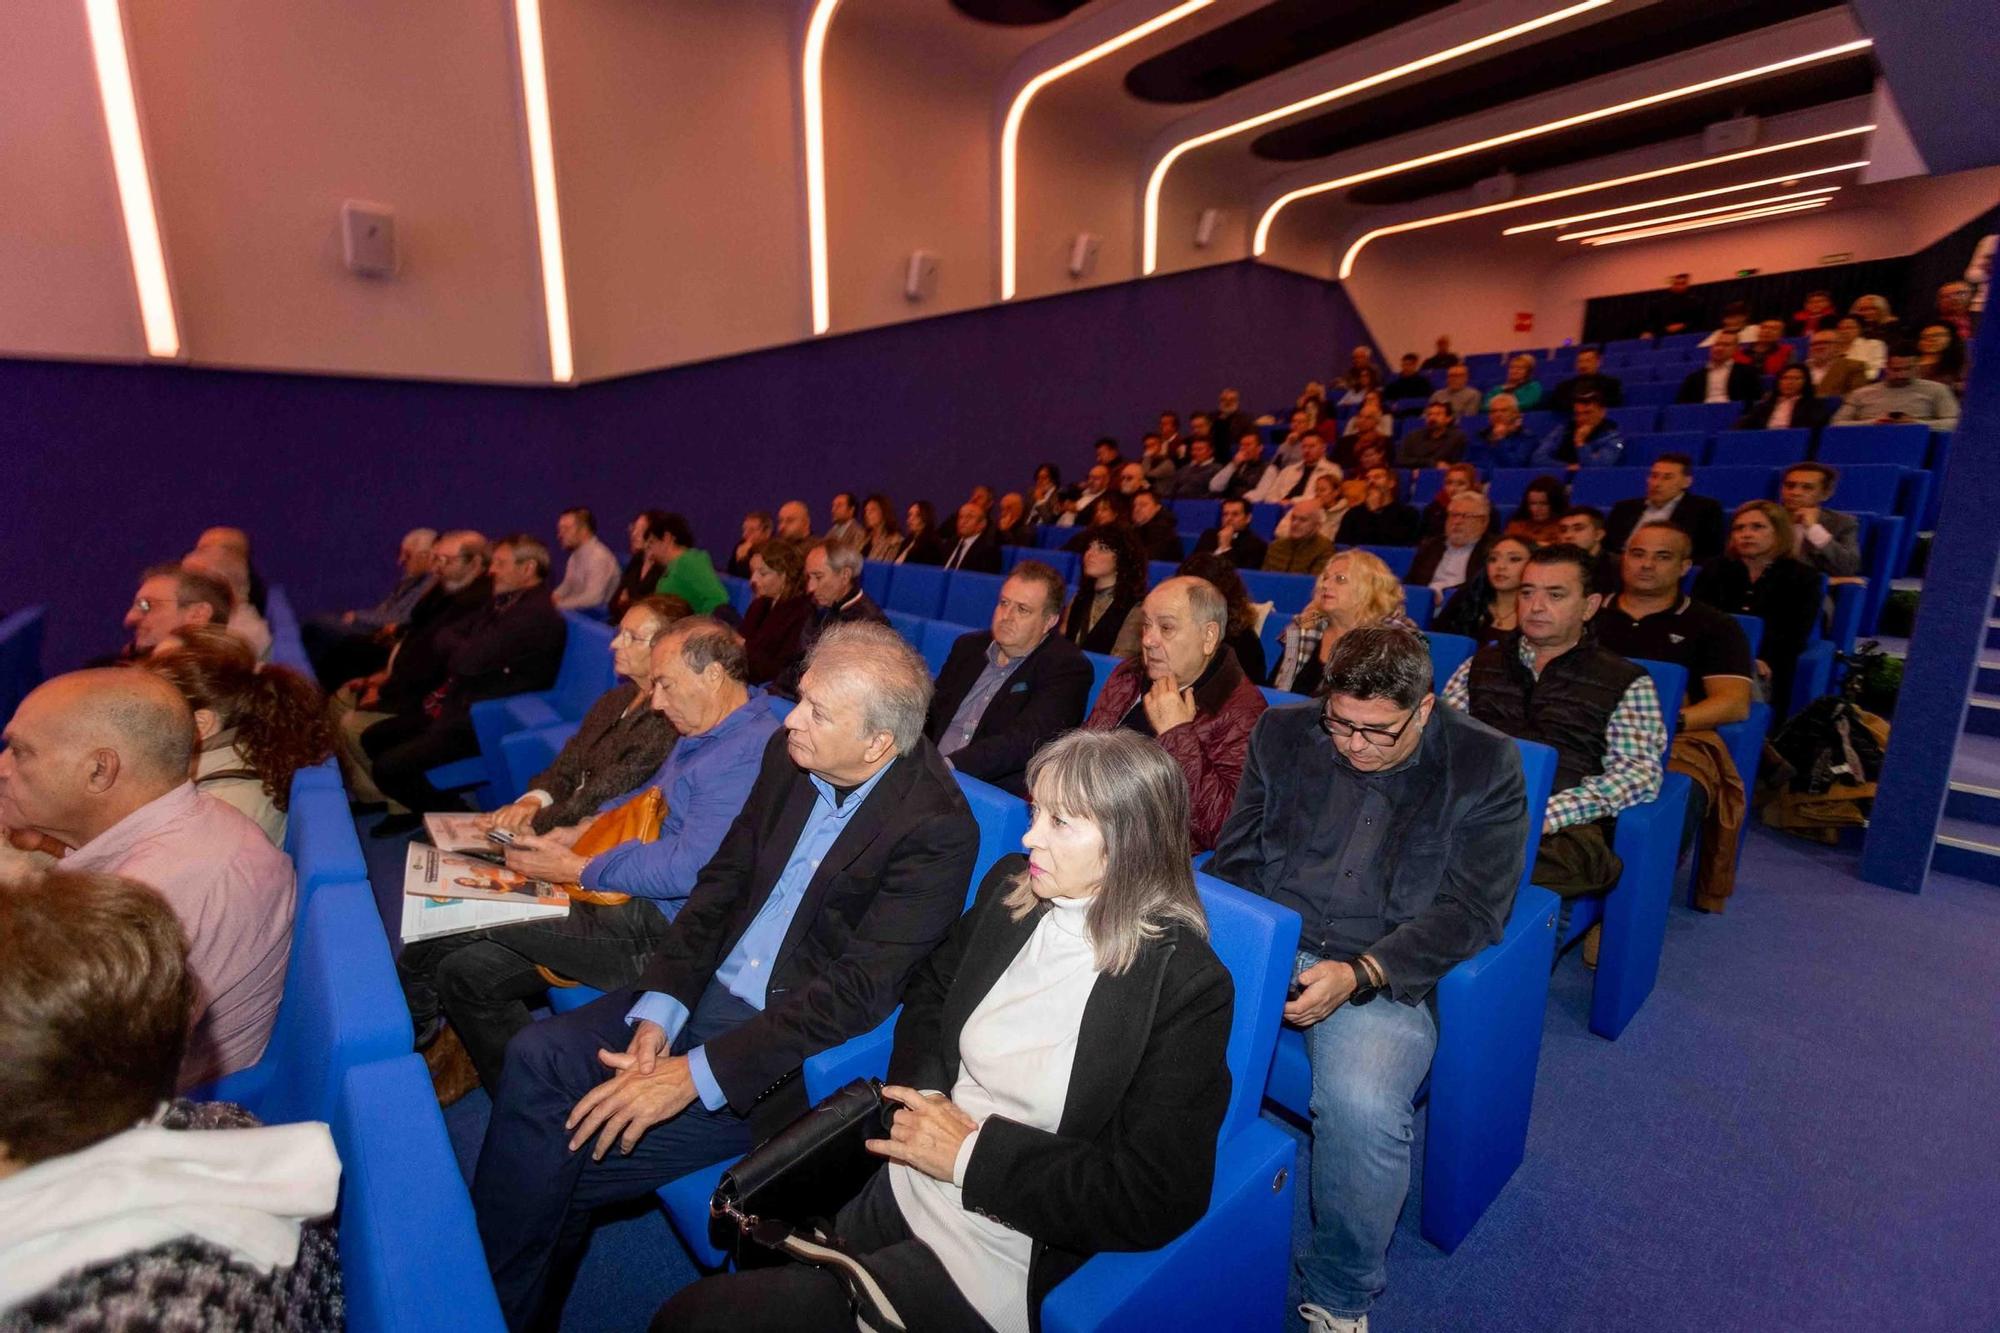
[1443,637,1665,832]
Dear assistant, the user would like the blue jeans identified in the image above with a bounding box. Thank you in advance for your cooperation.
[1296,950,1438,1319]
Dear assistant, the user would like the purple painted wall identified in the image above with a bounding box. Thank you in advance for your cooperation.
[3,260,1371,671]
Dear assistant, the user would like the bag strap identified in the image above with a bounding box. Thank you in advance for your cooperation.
[714,1199,908,1332]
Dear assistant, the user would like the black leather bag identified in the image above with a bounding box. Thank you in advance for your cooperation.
[710,1078,908,1330]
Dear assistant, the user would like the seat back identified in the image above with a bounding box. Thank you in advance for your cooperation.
[1147,560,1181,587]
[1814,421,1929,468]
[1631,658,1689,751]
[859,560,892,605]
[941,570,1005,627]
[884,609,925,649]
[885,564,949,618]
[1423,630,1477,694]
[1258,686,1309,707]
[1170,499,1220,532]
[1192,873,1302,1140]
[953,771,1032,895]
[716,574,753,615]
[1622,431,1707,466]
[1825,463,1906,516]
[1568,468,1642,507]
[1357,544,1415,578]
[1083,651,1121,711]
[919,620,976,676]
[1249,503,1285,539]
[550,614,617,719]
[1240,569,1316,614]
[1732,613,1764,657]
[285,781,368,901]
[1010,545,1079,585]
[1512,739,1557,894]
[1661,402,1741,434]
[1710,429,1810,467]
[1403,584,1435,629]
[1488,469,1541,506]
[1698,466,1779,509]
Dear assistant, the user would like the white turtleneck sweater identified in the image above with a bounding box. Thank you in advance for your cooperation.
[890,895,1100,1333]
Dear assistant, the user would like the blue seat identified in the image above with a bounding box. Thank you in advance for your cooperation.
[1412,469,1446,505]
[716,574,753,615]
[1036,525,1073,550]
[919,619,978,675]
[1240,568,1316,613]
[1622,382,1679,407]
[1357,544,1415,578]
[1658,331,1706,352]
[1404,584,1435,629]
[1006,544,1078,584]
[1083,651,1121,711]
[1855,515,1905,638]
[1170,498,1220,531]
[1698,465,1779,509]
[0,605,47,723]
[885,564,949,618]
[1661,402,1742,434]
[1488,468,1540,506]
[1604,407,1659,435]
[1263,740,1560,1250]
[1623,431,1709,467]
[1147,560,1181,587]
[1519,411,1555,438]
[1815,421,1929,468]
[1424,630,1476,693]
[1828,463,1907,518]
[499,721,580,800]
[859,559,892,606]
[194,881,412,1124]
[332,1056,506,1333]
[285,780,368,902]
[1710,429,1811,467]
[884,609,926,650]
[1568,467,1644,507]
[1249,503,1285,539]
[433,613,615,806]
[1259,686,1307,707]
[940,570,1004,626]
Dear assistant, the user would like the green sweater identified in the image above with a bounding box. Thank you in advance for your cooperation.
[654,548,728,615]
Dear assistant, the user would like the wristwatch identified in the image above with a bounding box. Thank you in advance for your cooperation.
[1346,958,1381,1006]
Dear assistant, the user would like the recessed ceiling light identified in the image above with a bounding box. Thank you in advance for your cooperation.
[1579,197,1830,245]
[83,0,179,359]
[1555,186,1839,240]
[514,0,573,383]
[803,0,843,335]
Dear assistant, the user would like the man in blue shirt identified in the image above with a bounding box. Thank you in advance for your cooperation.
[471,622,979,1331]
[400,618,783,1092]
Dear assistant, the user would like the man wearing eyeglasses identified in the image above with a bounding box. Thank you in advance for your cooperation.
[1210,625,1528,1333]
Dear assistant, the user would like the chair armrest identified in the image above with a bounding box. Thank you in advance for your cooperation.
[802,1010,899,1104]
[1592,774,1691,1039]
[500,695,564,733]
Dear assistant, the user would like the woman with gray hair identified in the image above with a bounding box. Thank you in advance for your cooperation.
[657,729,1233,1333]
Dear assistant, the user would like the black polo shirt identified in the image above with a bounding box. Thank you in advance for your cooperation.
[1592,595,1754,703]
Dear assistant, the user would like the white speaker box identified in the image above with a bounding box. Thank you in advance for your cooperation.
[1194,208,1220,248]
[1472,171,1516,206]
[904,250,938,302]
[1703,116,1760,155]
[341,201,397,277]
[1068,232,1101,278]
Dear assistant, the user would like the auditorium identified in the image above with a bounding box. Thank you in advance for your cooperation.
[3,1,1997,1330]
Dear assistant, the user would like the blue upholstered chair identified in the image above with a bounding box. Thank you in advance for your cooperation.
[859,559,892,606]
[885,563,949,618]
[1710,429,1811,468]
[332,1055,506,1333]
[1814,421,1929,468]
[1083,651,1121,711]
[1422,630,1476,694]
[1259,739,1560,1250]
[1240,568,1317,614]
[429,613,618,807]
[1357,544,1416,578]
[1170,498,1220,531]
[285,779,368,903]
[919,619,979,676]
[940,570,1004,626]
[1661,403,1743,435]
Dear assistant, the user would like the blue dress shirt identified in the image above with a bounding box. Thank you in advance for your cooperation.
[626,758,897,1111]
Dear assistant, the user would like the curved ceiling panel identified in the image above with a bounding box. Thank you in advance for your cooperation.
[1343,52,1875,205]
[951,0,1093,24]
[1252,0,1842,161]
[1123,0,1454,104]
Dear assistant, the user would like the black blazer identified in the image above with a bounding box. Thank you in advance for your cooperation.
[434,586,567,724]
[526,680,678,832]
[924,632,1093,796]
[1405,535,1493,588]
[1676,363,1762,405]
[1604,492,1727,562]
[898,533,947,566]
[888,856,1232,1332]
[1190,527,1267,571]
[940,531,1004,574]
[376,575,492,715]
[632,731,978,1138]
[1736,394,1830,432]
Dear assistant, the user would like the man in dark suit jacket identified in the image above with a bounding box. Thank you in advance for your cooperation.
[362,534,566,832]
[925,562,1093,795]
[939,502,1004,573]
[1603,453,1727,561]
[1191,496,1270,571]
[1676,331,1762,405]
[472,622,978,1331]
[774,541,890,697]
[1778,462,1862,576]
[1406,492,1495,593]
[1546,347,1625,415]
[1129,489,1183,562]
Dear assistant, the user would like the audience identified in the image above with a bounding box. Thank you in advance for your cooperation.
[1831,315,1886,379]
[1737,319,1793,376]
[1803,327,1870,397]
[1334,365,1383,410]
[775,540,888,697]
[1698,300,1752,347]
[1192,495,1270,571]
[657,730,1229,1333]
[145,624,333,845]
[1467,395,1535,471]
[0,866,342,1328]
[1443,545,1665,904]
[1547,346,1623,414]
[1420,335,1459,370]
[1130,489,1183,562]
[1434,535,1532,648]
[1211,625,1525,1333]
[1530,391,1626,468]
[994,491,1030,545]
[181,544,273,660]
[361,533,567,834]
[1263,501,1336,576]
[1603,454,1725,560]
[1214,387,1255,450]
[1593,525,1754,736]
[1831,350,1960,427]
[1139,432,1178,487]
[1338,465,1423,547]
[1692,501,1821,715]
[1211,432,1271,500]
[1249,432,1341,505]
[1776,463,1861,577]
[1914,322,1967,392]
[898,500,947,564]
[1484,354,1543,410]
[1792,288,1837,334]
[0,669,294,1088]
[478,597,685,837]
[644,514,728,615]
[301,526,436,684]
[1060,528,1147,657]
[1408,491,1495,595]
[1025,465,1064,527]
[124,562,234,659]
[738,540,814,685]
[1935,279,1975,344]
[1849,293,1900,344]
[1055,463,1110,526]
[1383,352,1431,400]
[1334,396,1396,470]
[1648,272,1702,338]
[725,509,774,581]
[860,494,903,562]
[1506,477,1566,545]
[470,623,977,1331]
[1303,473,1352,542]
[404,618,782,1093]
[775,500,814,543]
[194,526,269,614]
[1082,577,1264,852]
[1738,364,1830,432]
[550,507,622,612]
[940,502,1004,573]
[1272,550,1415,695]
[1180,552,1270,685]
[1429,364,1481,420]
[1398,403,1468,468]
[621,510,678,614]
[1557,505,1621,595]
[1677,331,1761,405]
[823,492,863,549]
[924,562,1092,797]
[1419,463,1483,540]
[1173,435,1223,497]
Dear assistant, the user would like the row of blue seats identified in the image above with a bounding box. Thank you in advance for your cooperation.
[236,595,508,1332]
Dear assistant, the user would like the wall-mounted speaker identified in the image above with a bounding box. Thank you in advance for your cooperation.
[904,250,938,302]
[340,200,397,277]
[1194,207,1220,248]
[1703,115,1760,154]
[1068,232,1101,279]
[1472,172,1516,206]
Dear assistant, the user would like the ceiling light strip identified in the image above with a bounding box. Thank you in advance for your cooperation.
[1141,0,1616,273]
[1333,124,1872,278]
[1256,37,1874,257]
[1555,186,1838,240]
[514,0,573,383]
[82,0,179,359]
[1502,157,1867,233]
[803,0,843,335]
[1580,197,1830,245]
[1001,0,1213,301]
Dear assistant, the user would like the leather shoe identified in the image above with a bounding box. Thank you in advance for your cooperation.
[1581,923,1602,969]
[424,1024,481,1108]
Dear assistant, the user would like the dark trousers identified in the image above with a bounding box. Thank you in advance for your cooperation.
[399,900,678,1087]
[301,617,389,690]
[361,711,477,813]
[474,985,759,1333]
[652,1168,996,1333]
[1532,822,1623,898]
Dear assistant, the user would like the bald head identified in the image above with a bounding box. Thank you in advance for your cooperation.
[0,670,194,848]
[183,546,251,601]
[196,526,251,558]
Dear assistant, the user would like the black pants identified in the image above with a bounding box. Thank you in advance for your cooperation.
[399,900,678,1087]
[361,711,478,813]
[301,616,390,689]
[474,985,760,1333]
[653,1168,996,1333]
[1532,822,1623,898]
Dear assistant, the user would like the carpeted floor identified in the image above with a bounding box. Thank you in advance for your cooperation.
[397,824,2000,1332]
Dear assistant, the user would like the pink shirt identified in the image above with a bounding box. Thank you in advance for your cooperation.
[65,783,295,1088]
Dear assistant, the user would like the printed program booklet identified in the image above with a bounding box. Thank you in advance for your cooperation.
[422,811,502,856]
[400,842,569,943]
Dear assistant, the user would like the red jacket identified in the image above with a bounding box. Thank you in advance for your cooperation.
[1084,648,1266,851]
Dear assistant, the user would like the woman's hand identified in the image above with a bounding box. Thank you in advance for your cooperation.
[504,834,589,884]
[866,1086,980,1183]
[479,799,541,834]
[1755,659,1772,683]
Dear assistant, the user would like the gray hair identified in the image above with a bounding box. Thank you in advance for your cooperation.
[1004,730,1208,976]
[403,528,437,549]
[1156,575,1226,631]
[1323,624,1433,710]
[662,616,748,684]
[805,622,932,754]
[498,533,552,580]
[810,540,863,578]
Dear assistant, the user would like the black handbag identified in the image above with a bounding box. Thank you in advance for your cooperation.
[710,1078,909,1331]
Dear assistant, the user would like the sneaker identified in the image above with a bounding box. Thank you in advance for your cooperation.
[1299,1304,1368,1333]
[1581,923,1602,969]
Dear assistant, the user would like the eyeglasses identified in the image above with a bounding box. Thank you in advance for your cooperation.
[1317,700,1421,750]
[610,629,659,647]
[130,597,156,615]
